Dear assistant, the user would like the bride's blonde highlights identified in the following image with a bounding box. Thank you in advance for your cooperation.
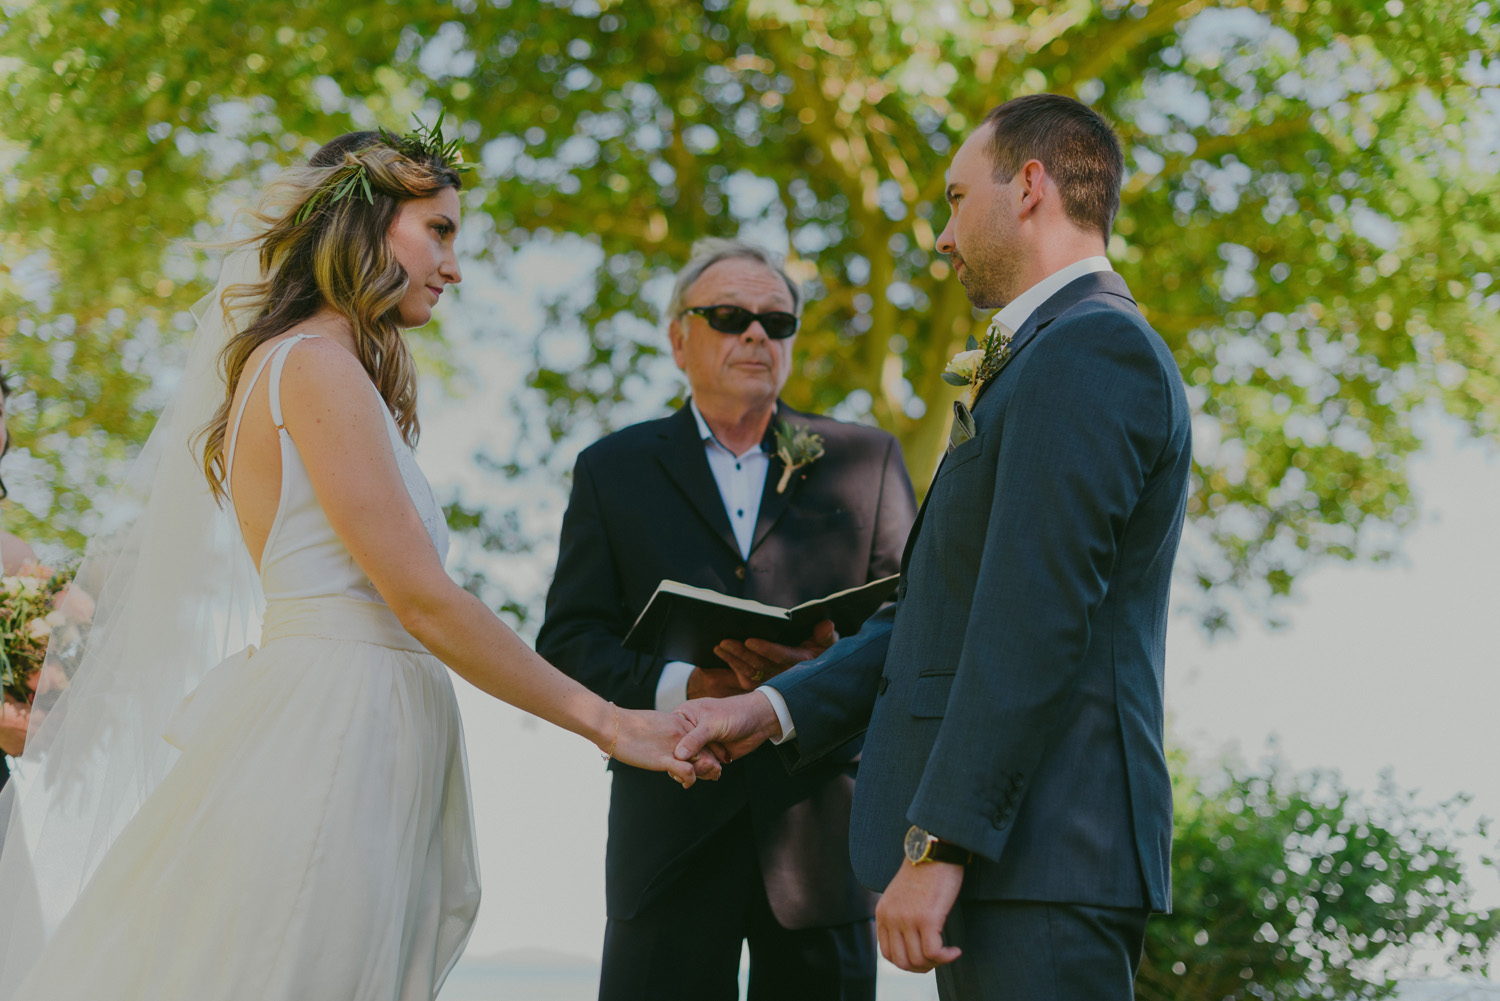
[199,134,463,502]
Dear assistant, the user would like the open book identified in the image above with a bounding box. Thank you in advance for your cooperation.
[622,573,899,669]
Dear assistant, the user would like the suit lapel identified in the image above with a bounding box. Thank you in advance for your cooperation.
[971,270,1137,409]
[906,271,1140,562]
[898,447,952,574]
[654,405,742,560]
[749,402,801,555]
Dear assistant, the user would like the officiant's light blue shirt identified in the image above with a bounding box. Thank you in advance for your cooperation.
[760,254,1114,741]
[654,399,772,711]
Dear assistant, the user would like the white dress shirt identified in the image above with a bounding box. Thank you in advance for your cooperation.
[757,256,1115,742]
[653,400,773,712]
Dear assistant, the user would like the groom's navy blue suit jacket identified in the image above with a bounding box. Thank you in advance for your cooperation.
[538,402,916,927]
[773,271,1191,912]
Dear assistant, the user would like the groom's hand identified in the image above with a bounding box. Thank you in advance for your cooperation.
[876,861,965,973]
[714,618,838,689]
[672,692,783,765]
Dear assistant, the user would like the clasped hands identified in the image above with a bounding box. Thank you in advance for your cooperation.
[614,620,837,787]
[669,619,966,976]
[674,618,836,766]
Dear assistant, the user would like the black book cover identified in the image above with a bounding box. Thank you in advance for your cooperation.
[622,574,899,669]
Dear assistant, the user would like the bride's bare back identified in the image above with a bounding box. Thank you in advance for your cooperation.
[227,317,373,573]
[221,297,701,791]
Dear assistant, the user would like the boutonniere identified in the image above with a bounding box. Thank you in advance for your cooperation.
[772,419,825,494]
[941,318,1015,451]
[942,318,1016,406]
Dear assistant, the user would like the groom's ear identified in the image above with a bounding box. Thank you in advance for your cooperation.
[1016,159,1049,215]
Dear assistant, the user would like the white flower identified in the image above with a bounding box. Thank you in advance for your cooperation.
[16,577,42,599]
[27,618,52,641]
[944,348,985,382]
[44,611,67,628]
[1,576,23,598]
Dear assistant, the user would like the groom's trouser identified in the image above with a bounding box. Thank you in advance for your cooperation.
[598,814,876,1001]
[934,900,1149,1001]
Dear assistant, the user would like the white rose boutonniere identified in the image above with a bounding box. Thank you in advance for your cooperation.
[942,319,1017,450]
[942,348,986,384]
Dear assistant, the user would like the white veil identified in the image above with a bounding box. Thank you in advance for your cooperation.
[0,250,264,992]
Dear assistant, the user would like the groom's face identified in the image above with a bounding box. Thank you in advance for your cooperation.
[670,258,796,412]
[937,123,1022,310]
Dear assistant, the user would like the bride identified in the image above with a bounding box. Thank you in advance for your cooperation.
[0,124,717,998]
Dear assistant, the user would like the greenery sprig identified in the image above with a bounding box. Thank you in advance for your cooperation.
[376,108,472,175]
[294,109,473,225]
[772,419,825,494]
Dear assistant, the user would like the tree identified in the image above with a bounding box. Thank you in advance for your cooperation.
[1141,756,1499,1000]
[1,0,1496,626]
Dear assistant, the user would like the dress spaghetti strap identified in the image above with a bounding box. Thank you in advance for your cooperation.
[224,334,316,496]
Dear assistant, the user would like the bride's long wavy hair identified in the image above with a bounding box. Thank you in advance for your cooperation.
[199,131,463,502]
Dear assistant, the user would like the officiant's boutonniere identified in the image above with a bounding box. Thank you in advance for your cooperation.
[772,419,825,494]
[942,318,1015,451]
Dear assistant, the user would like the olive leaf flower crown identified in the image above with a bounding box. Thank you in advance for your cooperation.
[294,110,474,225]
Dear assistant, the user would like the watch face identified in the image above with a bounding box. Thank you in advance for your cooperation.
[903,825,929,863]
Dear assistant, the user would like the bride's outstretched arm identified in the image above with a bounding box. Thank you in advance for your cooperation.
[279,338,718,785]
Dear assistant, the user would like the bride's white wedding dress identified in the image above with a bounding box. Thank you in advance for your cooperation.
[10,334,480,999]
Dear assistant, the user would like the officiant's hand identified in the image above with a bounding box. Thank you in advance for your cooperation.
[713,618,838,689]
[685,666,753,701]
[672,692,783,766]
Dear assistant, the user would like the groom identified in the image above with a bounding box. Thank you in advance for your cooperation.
[677,94,1192,1000]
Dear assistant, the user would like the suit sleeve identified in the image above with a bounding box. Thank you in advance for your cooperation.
[906,316,1172,862]
[770,602,895,771]
[535,450,664,710]
[869,436,917,580]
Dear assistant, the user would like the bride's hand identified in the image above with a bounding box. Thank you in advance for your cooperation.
[610,708,723,788]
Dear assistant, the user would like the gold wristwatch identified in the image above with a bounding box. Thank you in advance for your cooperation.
[904,825,974,866]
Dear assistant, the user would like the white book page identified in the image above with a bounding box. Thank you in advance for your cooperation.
[653,580,792,620]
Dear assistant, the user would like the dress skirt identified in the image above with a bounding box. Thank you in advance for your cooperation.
[9,596,481,1000]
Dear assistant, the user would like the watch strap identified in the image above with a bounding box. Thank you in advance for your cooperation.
[922,837,974,866]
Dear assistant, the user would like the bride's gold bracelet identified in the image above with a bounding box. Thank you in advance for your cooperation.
[600,701,619,761]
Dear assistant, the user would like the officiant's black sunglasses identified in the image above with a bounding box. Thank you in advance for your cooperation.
[680,305,800,340]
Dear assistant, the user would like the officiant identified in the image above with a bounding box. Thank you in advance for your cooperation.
[537,238,916,1000]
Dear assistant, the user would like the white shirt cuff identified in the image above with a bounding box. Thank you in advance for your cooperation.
[655,660,696,713]
[758,686,796,744]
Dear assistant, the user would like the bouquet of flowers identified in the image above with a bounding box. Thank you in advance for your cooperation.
[0,565,82,705]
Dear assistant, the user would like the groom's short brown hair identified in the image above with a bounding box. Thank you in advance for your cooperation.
[983,94,1124,241]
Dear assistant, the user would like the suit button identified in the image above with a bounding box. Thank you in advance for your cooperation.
[734,565,747,580]
[877,676,890,695]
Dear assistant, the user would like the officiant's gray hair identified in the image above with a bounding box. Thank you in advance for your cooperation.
[666,238,803,326]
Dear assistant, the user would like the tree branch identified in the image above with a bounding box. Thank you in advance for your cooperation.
[1054,0,1207,94]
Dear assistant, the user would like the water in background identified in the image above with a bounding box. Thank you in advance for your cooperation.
[438,953,1500,1001]
[437,951,942,1001]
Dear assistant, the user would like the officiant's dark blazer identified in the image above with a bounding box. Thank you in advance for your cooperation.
[537,401,916,928]
[772,271,1191,913]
